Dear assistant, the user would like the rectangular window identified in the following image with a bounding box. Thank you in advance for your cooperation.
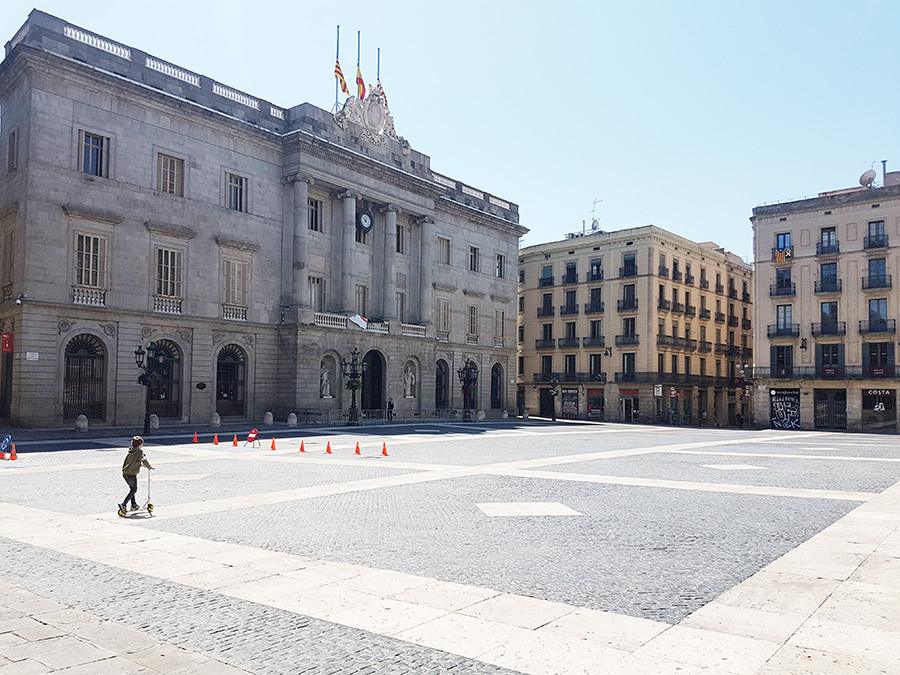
[355,284,368,316]
[623,283,636,302]
[541,292,552,312]
[820,301,838,324]
[776,232,792,249]
[589,354,602,375]
[223,259,248,306]
[467,305,479,336]
[658,353,665,374]
[869,220,885,237]
[158,154,184,196]
[684,356,691,375]
[81,131,108,177]
[75,233,107,288]
[518,325,524,343]
[496,254,506,278]
[436,297,450,333]
[355,227,368,244]
[868,342,891,368]
[437,237,451,265]
[494,309,505,338]
[622,352,636,374]
[776,304,793,328]
[396,224,406,254]
[775,268,792,288]
[155,247,183,298]
[565,321,576,340]
[518,269,525,284]
[590,320,601,339]
[869,258,886,278]
[518,296,525,312]
[396,292,407,322]
[869,298,888,322]
[308,198,322,232]
[564,354,576,374]
[7,129,18,172]
[469,246,480,272]
[589,258,602,280]
[820,226,836,246]
[671,354,678,374]
[541,355,553,375]
[623,317,636,337]
[308,275,325,310]
[622,253,636,275]
[226,172,247,212]
[518,355,524,376]
[700,358,706,376]
[774,346,793,375]
[820,262,837,281]
[542,323,553,340]
[820,343,840,367]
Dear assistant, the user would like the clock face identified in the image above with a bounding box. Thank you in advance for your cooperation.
[357,211,374,233]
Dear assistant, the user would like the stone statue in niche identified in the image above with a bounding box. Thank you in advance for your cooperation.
[320,365,332,398]
[403,364,416,398]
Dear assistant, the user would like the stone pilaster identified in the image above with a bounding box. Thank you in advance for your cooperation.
[415,216,435,325]
[336,191,357,313]
[381,205,398,320]
[290,175,312,308]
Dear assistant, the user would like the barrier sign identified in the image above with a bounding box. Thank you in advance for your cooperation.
[0,434,11,454]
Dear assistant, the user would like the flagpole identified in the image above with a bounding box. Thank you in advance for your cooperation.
[334,25,340,112]
[377,47,380,82]
[357,30,360,68]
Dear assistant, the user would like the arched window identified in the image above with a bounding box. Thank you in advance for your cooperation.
[435,359,449,409]
[216,344,246,416]
[63,334,106,420]
[490,363,504,409]
[148,339,182,418]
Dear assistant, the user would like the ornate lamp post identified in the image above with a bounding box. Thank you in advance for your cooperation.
[134,342,164,436]
[457,359,479,421]
[341,347,366,426]
[549,374,560,422]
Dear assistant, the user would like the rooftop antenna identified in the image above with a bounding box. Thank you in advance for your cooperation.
[859,168,877,189]
[591,198,603,230]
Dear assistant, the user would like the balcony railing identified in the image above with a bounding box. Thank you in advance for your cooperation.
[539,276,555,288]
[727,315,739,327]
[557,337,580,348]
[859,319,896,334]
[816,241,840,256]
[153,296,182,314]
[537,306,555,317]
[728,287,737,299]
[535,372,607,384]
[401,323,427,338]
[715,343,729,354]
[436,330,450,342]
[715,312,726,323]
[685,275,695,286]
[658,298,671,311]
[584,301,605,314]
[754,365,900,380]
[684,305,696,317]
[811,321,846,336]
[741,318,751,330]
[658,266,669,278]
[561,272,579,285]
[535,338,556,349]
[715,283,724,294]
[587,270,604,282]
[492,336,505,348]
[672,270,683,282]
[614,372,735,387]
[560,304,579,315]
[657,335,675,347]
[742,292,751,303]
[315,312,348,329]
[619,266,637,278]
[698,340,712,352]
[672,302,685,314]
[770,283,796,296]
[72,286,106,306]
[864,233,889,249]
[699,308,711,320]
[465,334,479,345]
[699,279,709,290]
[367,321,390,334]
[862,274,892,290]
[582,336,605,347]
[617,298,638,311]
[814,278,842,293]
[615,334,639,346]
[767,323,800,337]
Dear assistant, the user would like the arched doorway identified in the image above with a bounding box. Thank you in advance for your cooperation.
[361,349,385,412]
[490,363,504,409]
[435,359,449,409]
[63,334,106,420]
[216,344,246,416]
[461,361,479,410]
[148,339,182,418]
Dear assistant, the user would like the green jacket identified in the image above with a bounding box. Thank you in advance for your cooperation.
[122,447,151,476]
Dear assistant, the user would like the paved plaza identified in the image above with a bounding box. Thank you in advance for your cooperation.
[1,421,899,673]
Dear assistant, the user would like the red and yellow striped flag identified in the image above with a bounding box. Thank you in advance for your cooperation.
[356,66,366,100]
[334,60,349,95]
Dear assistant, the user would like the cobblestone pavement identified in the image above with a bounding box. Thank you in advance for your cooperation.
[1,421,899,673]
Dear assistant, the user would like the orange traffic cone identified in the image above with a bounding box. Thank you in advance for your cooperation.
[192,431,199,443]
[381,442,389,457]
[0,448,5,460]
[270,438,277,451]
[299,440,305,453]
[213,434,219,446]
[354,441,361,456]
[232,434,238,447]
[9,444,16,461]
[325,441,332,455]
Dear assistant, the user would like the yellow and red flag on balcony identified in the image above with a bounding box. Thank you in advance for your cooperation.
[334,60,349,95]
[356,66,366,100]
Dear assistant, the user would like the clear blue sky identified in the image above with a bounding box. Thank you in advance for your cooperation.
[4,1,898,260]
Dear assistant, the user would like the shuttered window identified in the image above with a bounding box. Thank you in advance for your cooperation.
[75,233,107,288]
[156,248,183,297]
[223,259,248,306]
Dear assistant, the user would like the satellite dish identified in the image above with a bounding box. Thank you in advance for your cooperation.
[860,169,877,188]
[591,219,600,230]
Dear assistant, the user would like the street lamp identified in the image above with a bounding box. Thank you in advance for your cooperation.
[134,342,163,436]
[457,359,479,421]
[341,347,366,426]
[549,374,560,422]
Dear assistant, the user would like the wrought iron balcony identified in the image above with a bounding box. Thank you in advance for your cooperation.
[741,318,752,330]
[619,265,637,278]
[715,283,724,294]
[557,337,580,348]
[684,305,696,317]
[672,302,685,314]
[657,335,676,347]
[862,274,892,290]
[816,241,840,256]
[698,340,712,352]
[754,365,900,380]
[815,278,842,293]
[715,311,726,323]
[770,283,796,297]
[538,276,555,288]
[535,338,556,349]
[699,278,710,290]
[715,343,729,354]
[767,323,800,338]
[742,292,751,303]
[864,233,889,249]
[727,315,739,327]
[658,266,669,278]
[560,304,579,315]
[728,287,737,299]
[685,274,695,286]
[865,364,900,378]
[859,319,896,334]
[617,298,638,311]
[811,321,846,336]
[672,270,683,282]
[562,272,579,285]
[582,336,605,347]
[584,301,605,314]
[615,334,639,346]
[700,308,711,320]
[614,371,638,383]
[537,306,555,317]
[587,270,604,281]
[657,298,671,311]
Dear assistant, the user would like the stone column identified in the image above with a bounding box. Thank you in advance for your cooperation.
[381,205,398,320]
[417,216,435,325]
[336,191,357,313]
[289,175,312,308]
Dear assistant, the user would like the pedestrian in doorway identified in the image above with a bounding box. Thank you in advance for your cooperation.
[736,412,744,428]
[119,436,153,513]
[387,398,394,422]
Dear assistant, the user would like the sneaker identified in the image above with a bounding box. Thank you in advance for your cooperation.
[118,503,127,513]
[130,503,140,512]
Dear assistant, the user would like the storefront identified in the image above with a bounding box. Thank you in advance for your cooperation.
[586,388,604,419]
[560,388,579,419]
[769,388,800,430]
[620,389,639,422]
[814,389,847,430]
[862,389,896,433]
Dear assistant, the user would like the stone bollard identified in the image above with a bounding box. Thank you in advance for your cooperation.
[264,411,274,425]
[523,410,530,419]
[476,409,486,422]
[149,414,160,431]
[501,410,508,418]
[287,412,298,427]
[74,414,88,432]
[210,412,221,428]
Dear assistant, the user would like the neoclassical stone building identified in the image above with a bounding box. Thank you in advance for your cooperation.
[0,11,525,427]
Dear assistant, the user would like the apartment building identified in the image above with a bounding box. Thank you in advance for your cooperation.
[0,11,525,426]
[517,225,752,425]
[751,175,900,432]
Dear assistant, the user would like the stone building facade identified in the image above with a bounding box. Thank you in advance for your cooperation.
[517,225,752,425]
[751,176,900,433]
[0,11,525,427]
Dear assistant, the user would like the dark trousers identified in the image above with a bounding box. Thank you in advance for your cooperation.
[122,473,138,507]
